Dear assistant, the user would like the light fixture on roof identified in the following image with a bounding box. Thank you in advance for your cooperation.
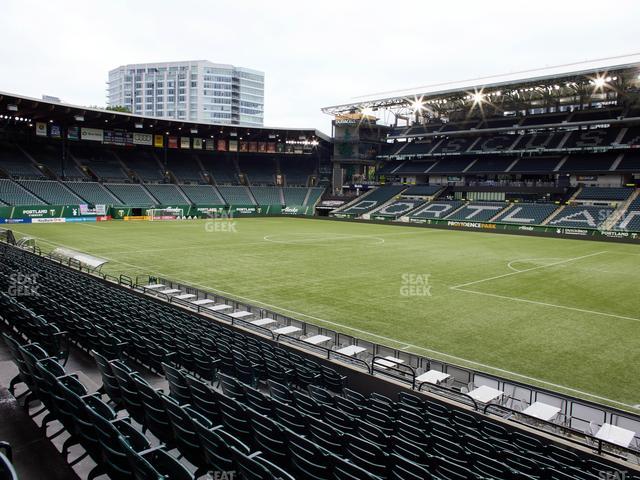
[410,98,424,113]
[7,104,17,112]
[472,92,484,104]
[135,122,143,128]
[190,128,198,134]
[74,114,84,122]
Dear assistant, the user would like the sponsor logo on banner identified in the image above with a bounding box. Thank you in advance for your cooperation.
[64,217,97,223]
[36,122,47,136]
[133,133,153,146]
[6,219,31,224]
[79,204,107,215]
[518,226,535,231]
[193,138,203,149]
[154,135,164,148]
[180,137,190,149]
[68,126,80,141]
[555,228,589,236]
[258,142,267,153]
[239,141,248,152]
[216,139,227,151]
[81,127,104,142]
[282,206,300,215]
[50,125,62,138]
[205,139,214,150]
[31,218,66,224]
[601,231,629,238]
[104,130,133,146]
[267,142,276,153]
[447,221,497,230]
[229,140,238,152]
[248,141,257,152]
[168,137,178,148]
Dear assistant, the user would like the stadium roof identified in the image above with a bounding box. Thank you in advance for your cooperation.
[322,53,640,115]
[0,90,331,143]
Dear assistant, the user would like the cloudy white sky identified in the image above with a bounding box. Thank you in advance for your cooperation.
[1,0,638,134]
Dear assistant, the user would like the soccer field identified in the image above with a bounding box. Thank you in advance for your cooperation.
[8,217,640,409]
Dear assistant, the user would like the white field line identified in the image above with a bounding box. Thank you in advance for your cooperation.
[453,288,640,324]
[451,251,608,289]
[8,232,639,408]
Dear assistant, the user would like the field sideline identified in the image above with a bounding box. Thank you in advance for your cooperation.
[8,217,640,410]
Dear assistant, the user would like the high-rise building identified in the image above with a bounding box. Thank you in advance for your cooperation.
[107,60,264,126]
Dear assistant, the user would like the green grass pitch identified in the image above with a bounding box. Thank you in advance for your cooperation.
[9,217,640,410]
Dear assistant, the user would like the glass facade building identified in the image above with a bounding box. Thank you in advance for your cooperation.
[107,60,264,126]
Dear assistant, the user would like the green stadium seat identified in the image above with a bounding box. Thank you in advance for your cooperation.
[119,436,194,480]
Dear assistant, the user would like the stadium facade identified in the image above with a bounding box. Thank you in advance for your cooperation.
[107,60,264,126]
[319,54,640,237]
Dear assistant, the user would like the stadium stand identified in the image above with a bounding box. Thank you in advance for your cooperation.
[493,203,559,225]
[427,157,475,173]
[282,187,308,205]
[2,246,633,480]
[393,160,437,174]
[0,179,46,205]
[431,136,477,155]
[166,151,204,183]
[18,180,82,205]
[22,142,86,179]
[511,132,564,150]
[445,202,509,221]
[398,141,439,156]
[548,205,615,228]
[117,148,165,182]
[305,187,325,206]
[372,199,424,218]
[198,155,238,185]
[145,184,190,205]
[470,135,519,152]
[616,151,640,171]
[402,185,441,196]
[217,185,254,205]
[70,144,127,181]
[614,196,640,231]
[280,157,315,186]
[409,200,464,219]
[519,111,568,126]
[250,186,282,205]
[0,142,44,179]
[63,181,121,205]
[180,184,225,204]
[104,183,157,206]
[238,157,276,185]
[559,153,619,173]
[576,187,633,201]
[339,185,406,215]
[508,156,564,173]
[466,157,516,173]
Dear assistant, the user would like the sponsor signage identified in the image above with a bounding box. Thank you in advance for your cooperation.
[79,204,107,216]
[36,122,48,136]
[180,137,190,149]
[133,132,153,146]
[104,130,133,146]
[154,135,164,148]
[229,140,238,152]
[168,137,178,149]
[193,138,203,150]
[216,139,227,151]
[81,127,104,142]
[205,139,215,150]
[50,125,62,138]
[67,126,80,141]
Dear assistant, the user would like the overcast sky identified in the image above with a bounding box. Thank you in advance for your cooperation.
[1,0,639,134]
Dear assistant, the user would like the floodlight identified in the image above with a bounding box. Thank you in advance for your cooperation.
[7,104,17,112]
